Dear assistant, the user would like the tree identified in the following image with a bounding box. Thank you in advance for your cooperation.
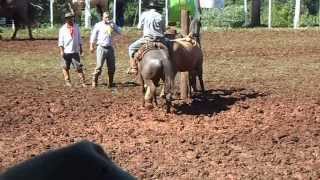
[251,0,261,26]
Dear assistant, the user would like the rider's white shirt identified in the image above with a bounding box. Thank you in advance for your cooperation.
[138,9,165,38]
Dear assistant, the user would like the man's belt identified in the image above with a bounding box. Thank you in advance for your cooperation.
[99,45,112,49]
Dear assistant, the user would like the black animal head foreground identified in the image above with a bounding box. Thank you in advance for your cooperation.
[0,140,136,180]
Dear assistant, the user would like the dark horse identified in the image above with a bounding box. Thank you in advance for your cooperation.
[0,0,42,40]
[137,43,175,113]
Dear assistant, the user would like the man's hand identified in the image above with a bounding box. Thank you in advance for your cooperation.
[80,46,84,57]
[79,48,84,57]
[110,22,115,29]
[59,48,64,59]
[90,44,95,53]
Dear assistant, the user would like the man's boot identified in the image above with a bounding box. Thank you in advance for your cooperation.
[127,58,138,75]
[108,73,114,88]
[92,74,99,88]
[62,69,72,87]
[78,71,87,87]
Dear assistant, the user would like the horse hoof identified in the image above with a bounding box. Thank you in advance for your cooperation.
[159,94,165,99]
[145,103,153,110]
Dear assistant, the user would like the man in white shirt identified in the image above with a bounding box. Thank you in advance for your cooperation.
[58,12,86,87]
[127,1,166,75]
[90,12,121,88]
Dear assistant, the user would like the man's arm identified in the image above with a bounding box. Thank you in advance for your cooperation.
[137,12,145,29]
[58,28,64,58]
[89,24,99,53]
[111,22,121,34]
[77,25,83,56]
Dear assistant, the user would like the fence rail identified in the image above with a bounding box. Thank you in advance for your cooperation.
[0,18,14,27]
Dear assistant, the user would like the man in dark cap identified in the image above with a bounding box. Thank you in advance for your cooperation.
[127,1,166,75]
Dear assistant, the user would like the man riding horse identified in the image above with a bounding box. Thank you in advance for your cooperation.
[127,1,169,75]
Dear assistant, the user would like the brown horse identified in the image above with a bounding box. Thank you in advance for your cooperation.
[68,0,108,21]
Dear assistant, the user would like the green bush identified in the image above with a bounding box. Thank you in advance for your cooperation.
[124,1,139,26]
[260,0,319,27]
[202,5,245,28]
[261,0,294,27]
[300,14,319,27]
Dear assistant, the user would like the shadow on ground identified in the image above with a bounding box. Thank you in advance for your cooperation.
[174,88,267,116]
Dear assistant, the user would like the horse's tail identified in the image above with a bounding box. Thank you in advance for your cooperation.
[29,3,44,11]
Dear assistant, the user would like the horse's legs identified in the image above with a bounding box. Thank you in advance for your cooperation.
[144,80,155,109]
[151,82,157,106]
[197,64,205,94]
[96,5,103,19]
[11,25,19,40]
[199,75,205,94]
[164,75,174,113]
[189,70,197,93]
[27,25,34,40]
[140,74,145,107]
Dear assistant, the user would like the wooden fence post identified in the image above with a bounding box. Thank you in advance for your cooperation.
[180,9,190,100]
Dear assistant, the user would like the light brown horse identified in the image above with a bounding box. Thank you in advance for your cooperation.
[171,35,204,93]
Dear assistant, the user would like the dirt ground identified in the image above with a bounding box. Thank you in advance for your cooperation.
[0,30,320,179]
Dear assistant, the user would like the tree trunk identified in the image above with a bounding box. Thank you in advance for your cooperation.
[251,0,261,26]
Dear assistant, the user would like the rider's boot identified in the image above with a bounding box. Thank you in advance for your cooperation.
[127,58,138,75]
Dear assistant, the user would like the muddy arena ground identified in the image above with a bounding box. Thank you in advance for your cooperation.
[0,30,320,179]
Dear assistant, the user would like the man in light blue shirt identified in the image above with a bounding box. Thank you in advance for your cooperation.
[90,12,121,88]
[127,1,166,75]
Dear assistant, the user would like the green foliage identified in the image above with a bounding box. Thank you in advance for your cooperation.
[80,9,101,26]
[305,0,319,15]
[261,0,294,27]
[201,5,245,28]
[31,0,50,23]
[123,1,139,26]
[300,14,319,27]
[12,0,320,28]
[260,0,319,27]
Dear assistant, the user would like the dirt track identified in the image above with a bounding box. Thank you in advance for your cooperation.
[0,30,320,179]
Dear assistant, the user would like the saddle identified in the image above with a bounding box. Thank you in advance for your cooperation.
[133,41,167,63]
[172,34,200,48]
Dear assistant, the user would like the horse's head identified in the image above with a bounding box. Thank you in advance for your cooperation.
[189,17,201,39]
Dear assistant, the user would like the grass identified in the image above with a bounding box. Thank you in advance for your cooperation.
[1,27,320,98]
[0,26,139,39]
